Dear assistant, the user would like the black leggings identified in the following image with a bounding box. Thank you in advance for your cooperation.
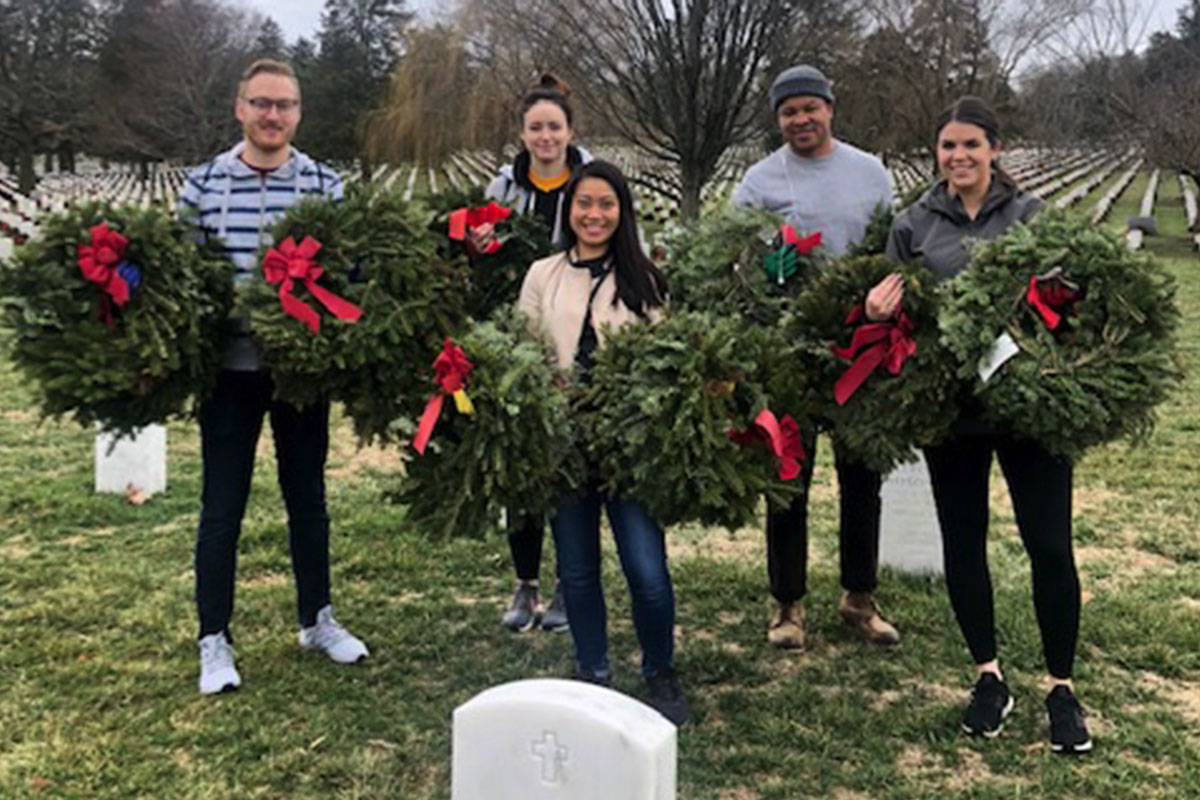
[924,434,1080,679]
[507,515,545,582]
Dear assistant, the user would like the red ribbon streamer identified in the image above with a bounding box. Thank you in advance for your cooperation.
[780,225,822,254]
[449,202,512,255]
[413,338,475,454]
[78,223,131,308]
[832,306,916,405]
[1025,275,1078,330]
[729,408,805,480]
[262,236,362,334]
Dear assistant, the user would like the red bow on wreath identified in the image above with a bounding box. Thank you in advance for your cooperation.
[832,305,916,405]
[1025,269,1080,331]
[780,225,822,254]
[413,338,476,454]
[448,202,512,255]
[729,408,805,480]
[262,236,362,334]
[78,223,132,308]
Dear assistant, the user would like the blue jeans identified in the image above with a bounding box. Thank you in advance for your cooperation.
[551,485,675,679]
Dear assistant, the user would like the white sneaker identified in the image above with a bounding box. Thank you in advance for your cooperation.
[198,632,241,695]
[298,605,369,664]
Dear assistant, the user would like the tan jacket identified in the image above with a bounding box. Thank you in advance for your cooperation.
[518,251,663,371]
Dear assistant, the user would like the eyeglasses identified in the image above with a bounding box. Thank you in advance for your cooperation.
[243,97,300,114]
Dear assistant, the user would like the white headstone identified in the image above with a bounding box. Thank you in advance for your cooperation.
[879,450,943,576]
[452,679,676,800]
[94,424,167,496]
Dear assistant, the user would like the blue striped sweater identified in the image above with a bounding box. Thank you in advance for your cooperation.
[178,142,343,370]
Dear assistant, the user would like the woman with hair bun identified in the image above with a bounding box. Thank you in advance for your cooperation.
[479,74,593,635]
[483,74,594,243]
[876,96,1092,754]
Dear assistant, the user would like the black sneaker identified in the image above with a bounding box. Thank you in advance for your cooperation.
[540,582,570,632]
[572,668,613,688]
[1046,685,1093,754]
[645,668,691,726]
[962,673,1014,737]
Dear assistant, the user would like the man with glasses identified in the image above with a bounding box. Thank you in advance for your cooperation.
[179,59,367,696]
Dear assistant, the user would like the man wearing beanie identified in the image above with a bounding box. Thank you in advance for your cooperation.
[733,64,898,651]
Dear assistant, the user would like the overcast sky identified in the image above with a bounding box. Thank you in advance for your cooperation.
[238,0,444,43]
[239,0,1183,49]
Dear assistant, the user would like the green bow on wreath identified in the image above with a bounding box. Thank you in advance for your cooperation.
[762,225,822,285]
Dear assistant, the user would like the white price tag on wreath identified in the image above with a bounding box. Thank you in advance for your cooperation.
[978,332,1019,383]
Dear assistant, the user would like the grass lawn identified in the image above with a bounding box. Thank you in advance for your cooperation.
[1,227,1198,799]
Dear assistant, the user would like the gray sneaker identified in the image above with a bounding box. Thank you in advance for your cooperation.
[298,605,369,664]
[198,632,241,695]
[501,582,539,632]
[540,582,570,632]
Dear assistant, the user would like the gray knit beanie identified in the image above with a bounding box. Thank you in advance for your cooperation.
[769,65,835,110]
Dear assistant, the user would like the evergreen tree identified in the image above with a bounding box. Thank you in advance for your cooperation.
[297,0,411,164]
[253,17,287,58]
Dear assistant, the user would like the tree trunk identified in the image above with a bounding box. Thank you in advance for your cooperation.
[679,161,705,222]
[43,152,54,174]
[60,142,76,173]
[18,144,36,195]
[138,157,150,184]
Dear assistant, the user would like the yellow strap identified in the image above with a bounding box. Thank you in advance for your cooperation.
[453,389,474,415]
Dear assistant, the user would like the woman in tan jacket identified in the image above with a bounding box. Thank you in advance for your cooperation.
[517,161,688,725]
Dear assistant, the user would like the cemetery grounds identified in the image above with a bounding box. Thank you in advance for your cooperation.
[1,163,1199,799]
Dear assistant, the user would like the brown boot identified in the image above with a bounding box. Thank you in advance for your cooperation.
[839,591,900,645]
[767,601,806,650]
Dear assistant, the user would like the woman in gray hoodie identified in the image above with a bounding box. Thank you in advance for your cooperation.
[877,96,1092,755]
[476,76,592,634]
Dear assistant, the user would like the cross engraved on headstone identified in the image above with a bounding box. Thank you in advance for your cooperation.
[530,730,568,785]
[451,679,677,799]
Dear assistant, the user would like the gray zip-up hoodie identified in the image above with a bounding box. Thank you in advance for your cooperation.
[485,144,593,244]
[886,178,1043,281]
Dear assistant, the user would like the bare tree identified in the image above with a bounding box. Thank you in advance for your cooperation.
[92,0,260,166]
[837,0,1091,158]
[0,0,99,192]
[486,0,799,220]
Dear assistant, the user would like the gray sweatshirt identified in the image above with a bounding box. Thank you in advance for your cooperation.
[731,141,893,257]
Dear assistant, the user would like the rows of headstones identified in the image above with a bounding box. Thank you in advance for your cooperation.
[5,145,1157,244]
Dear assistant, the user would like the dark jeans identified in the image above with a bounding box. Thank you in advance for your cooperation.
[551,485,675,679]
[924,434,1079,679]
[507,515,555,583]
[195,370,332,638]
[765,427,883,603]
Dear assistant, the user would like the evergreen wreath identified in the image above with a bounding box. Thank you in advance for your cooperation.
[241,185,466,442]
[940,207,1182,460]
[665,204,827,421]
[427,187,554,320]
[584,310,805,530]
[667,204,828,325]
[0,202,234,434]
[395,313,585,538]
[847,202,895,257]
[792,254,959,473]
